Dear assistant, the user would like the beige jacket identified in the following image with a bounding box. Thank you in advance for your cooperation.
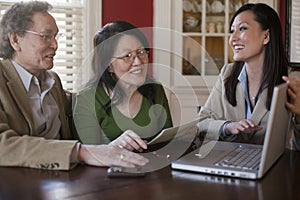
[198,63,300,148]
[0,59,77,170]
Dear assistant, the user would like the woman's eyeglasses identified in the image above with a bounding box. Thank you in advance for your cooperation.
[113,49,149,63]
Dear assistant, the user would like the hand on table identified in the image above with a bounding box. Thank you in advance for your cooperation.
[78,144,149,168]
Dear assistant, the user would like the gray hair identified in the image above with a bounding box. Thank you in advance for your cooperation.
[0,1,52,59]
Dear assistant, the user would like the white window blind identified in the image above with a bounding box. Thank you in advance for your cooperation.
[0,0,85,92]
[290,0,300,64]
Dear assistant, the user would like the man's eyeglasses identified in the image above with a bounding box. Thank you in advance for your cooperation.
[24,30,64,42]
[113,49,149,63]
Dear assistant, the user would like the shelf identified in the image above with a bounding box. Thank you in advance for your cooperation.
[181,0,230,79]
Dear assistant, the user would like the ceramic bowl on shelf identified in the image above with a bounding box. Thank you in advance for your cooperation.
[184,16,198,27]
[235,1,243,11]
[183,0,198,13]
[183,16,200,32]
[193,1,202,13]
[183,0,193,12]
[206,1,211,13]
[211,0,224,13]
[229,1,235,13]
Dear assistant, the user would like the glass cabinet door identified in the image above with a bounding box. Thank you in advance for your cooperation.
[180,0,248,86]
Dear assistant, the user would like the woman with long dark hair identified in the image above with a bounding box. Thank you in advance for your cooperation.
[74,21,173,152]
[198,3,290,145]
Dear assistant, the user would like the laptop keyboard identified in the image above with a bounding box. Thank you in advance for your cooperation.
[214,145,262,170]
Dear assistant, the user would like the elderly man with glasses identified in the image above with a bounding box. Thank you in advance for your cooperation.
[0,1,148,170]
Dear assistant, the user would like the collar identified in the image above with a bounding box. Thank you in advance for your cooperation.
[12,60,33,92]
[238,65,249,99]
[238,65,268,95]
[11,60,55,92]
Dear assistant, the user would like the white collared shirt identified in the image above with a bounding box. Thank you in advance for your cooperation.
[238,65,253,119]
[12,61,61,139]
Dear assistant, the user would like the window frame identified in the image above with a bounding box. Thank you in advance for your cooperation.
[286,0,300,68]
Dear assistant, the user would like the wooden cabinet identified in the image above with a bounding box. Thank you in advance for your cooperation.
[153,0,278,125]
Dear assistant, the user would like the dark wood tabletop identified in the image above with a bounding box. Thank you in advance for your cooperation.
[1,149,300,200]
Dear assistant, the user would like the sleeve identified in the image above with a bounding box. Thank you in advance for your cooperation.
[0,127,78,170]
[197,64,230,141]
[219,121,237,141]
[73,87,108,145]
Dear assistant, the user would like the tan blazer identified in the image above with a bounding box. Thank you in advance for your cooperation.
[0,59,77,170]
[198,63,274,145]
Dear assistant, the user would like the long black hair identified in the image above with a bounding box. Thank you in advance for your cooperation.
[225,3,288,110]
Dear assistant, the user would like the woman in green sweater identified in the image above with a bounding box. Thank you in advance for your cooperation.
[74,21,173,152]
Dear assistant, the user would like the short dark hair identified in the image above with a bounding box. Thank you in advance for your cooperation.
[0,1,52,59]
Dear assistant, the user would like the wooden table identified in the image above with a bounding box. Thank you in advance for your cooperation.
[1,149,300,200]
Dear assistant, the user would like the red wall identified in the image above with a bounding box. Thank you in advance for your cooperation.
[102,0,154,73]
[279,0,286,44]
[102,0,153,28]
